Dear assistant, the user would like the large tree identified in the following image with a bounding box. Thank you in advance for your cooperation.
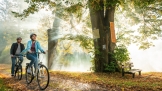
[12,0,162,72]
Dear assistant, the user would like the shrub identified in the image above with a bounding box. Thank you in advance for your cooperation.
[105,44,130,72]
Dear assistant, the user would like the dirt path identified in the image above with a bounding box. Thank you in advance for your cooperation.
[0,64,11,78]
[0,64,110,91]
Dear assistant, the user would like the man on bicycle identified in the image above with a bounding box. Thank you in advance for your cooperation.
[10,37,25,76]
[21,33,45,74]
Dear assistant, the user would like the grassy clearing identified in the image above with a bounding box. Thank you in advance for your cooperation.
[0,78,12,91]
[0,78,6,91]
[50,71,162,91]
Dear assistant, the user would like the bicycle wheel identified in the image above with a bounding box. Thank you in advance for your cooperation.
[37,65,50,90]
[25,65,34,84]
[14,64,17,78]
[15,65,22,80]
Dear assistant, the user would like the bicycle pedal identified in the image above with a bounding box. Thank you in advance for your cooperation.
[32,76,35,80]
[39,76,45,78]
[27,72,32,75]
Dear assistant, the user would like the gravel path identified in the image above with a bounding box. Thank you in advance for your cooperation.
[0,64,109,91]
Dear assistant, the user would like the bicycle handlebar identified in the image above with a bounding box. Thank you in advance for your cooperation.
[12,52,45,58]
[27,52,45,54]
[13,55,25,58]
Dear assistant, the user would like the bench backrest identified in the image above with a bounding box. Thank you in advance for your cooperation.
[122,62,134,71]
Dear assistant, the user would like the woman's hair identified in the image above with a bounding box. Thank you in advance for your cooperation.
[30,33,37,39]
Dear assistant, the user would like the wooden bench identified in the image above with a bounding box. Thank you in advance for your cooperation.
[122,62,142,78]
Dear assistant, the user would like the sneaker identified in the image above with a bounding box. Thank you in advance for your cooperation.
[11,74,14,76]
[27,68,32,74]
[33,73,36,76]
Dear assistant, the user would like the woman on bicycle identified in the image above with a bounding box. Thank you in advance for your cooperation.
[21,33,45,73]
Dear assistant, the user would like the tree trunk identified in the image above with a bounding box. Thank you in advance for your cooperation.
[89,0,116,72]
[48,12,61,69]
[47,29,57,69]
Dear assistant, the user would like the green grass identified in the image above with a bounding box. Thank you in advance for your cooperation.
[49,83,60,88]
[0,78,9,91]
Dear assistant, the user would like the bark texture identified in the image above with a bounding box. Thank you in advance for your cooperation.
[89,0,116,72]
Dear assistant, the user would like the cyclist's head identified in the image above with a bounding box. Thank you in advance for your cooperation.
[16,37,22,43]
[30,33,37,41]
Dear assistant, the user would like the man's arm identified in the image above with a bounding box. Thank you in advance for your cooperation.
[20,44,25,55]
[22,44,25,50]
[10,43,14,56]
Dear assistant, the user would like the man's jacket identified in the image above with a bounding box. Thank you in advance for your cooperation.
[10,43,25,55]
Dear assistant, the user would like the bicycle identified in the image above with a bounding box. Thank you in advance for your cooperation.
[13,55,23,80]
[25,52,50,90]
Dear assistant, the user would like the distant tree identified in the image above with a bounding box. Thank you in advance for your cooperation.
[0,0,19,56]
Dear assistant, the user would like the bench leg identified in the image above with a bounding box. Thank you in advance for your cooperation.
[132,73,135,78]
[139,71,141,75]
[122,72,125,77]
[122,69,124,77]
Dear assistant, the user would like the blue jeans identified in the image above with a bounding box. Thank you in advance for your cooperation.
[11,54,23,75]
[26,53,38,70]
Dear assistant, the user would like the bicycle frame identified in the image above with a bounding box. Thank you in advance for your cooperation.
[13,55,23,80]
[13,55,25,67]
[37,53,45,77]
[26,52,45,77]
[25,52,49,90]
